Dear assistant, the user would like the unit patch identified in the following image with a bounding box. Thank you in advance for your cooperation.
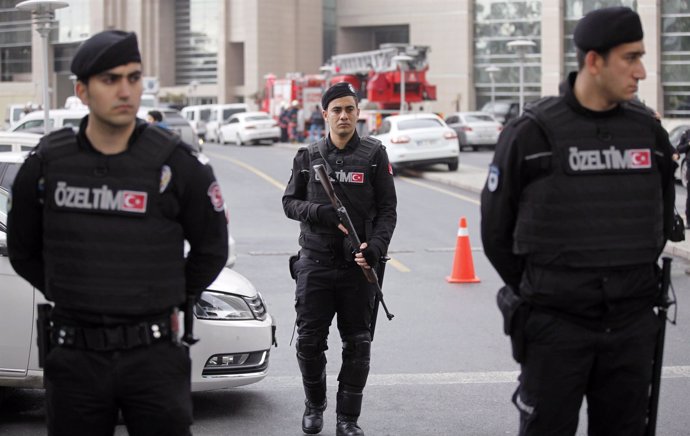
[207,181,225,212]
[52,181,148,214]
[567,146,652,172]
[487,164,500,192]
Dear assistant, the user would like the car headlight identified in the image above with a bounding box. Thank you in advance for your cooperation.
[194,291,268,321]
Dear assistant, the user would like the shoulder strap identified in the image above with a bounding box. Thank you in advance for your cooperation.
[36,127,80,162]
[129,124,181,168]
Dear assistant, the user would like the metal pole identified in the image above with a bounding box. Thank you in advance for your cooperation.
[519,58,524,116]
[490,73,495,107]
[39,24,50,134]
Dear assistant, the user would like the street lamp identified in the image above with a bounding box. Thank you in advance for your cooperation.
[188,79,199,106]
[485,65,501,109]
[16,0,69,135]
[507,39,536,115]
[392,54,413,113]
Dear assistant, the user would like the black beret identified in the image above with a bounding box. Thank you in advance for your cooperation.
[71,30,141,81]
[574,7,643,53]
[322,81,358,110]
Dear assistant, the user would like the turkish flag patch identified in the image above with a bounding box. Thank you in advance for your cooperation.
[629,149,651,169]
[207,181,225,212]
[388,163,393,175]
[121,191,147,213]
[351,172,364,183]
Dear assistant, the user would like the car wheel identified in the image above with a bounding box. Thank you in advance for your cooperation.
[448,158,459,172]
[472,146,478,151]
[682,158,688,189]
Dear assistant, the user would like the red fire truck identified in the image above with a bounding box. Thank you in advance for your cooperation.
[260,44,437,133]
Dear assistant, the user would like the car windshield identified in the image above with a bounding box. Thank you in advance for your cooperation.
[397,118,443,130]
[162,111,187,125]
[246,115,270,122]
[492,103,510,113]
[465,114,494,123]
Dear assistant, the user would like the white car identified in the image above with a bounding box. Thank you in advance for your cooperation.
[0,152,273,393]
[0,131,42,153]
[372,113,459,172]
[10,108,89,134]
[205,104,249,143]
[445,111,503,151]
[218,111,280,145]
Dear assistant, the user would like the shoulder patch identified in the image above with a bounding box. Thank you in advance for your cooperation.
[487,164,500,192]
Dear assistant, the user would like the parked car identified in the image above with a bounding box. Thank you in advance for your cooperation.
[10,108,89,133]
[138,107,201,150]
[181,105,213,140]
[0,131,42,153]
[0,152,270,393]
[480,100,520,125]
[668,124,689,188]
[205,104,249,143]
[445,111,502,151]
[371,113,459,172]
[218,111,280,145]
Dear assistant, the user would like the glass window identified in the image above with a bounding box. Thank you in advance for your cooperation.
[563,0,637,75]
[246,115,270,122]
[661,3,690,117]
[464,114,495,122]
[0,1,33,82]
[473,0,542,110]
[175,0,220,85]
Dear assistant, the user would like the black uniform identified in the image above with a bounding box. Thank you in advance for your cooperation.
[282,132,396,423]
[481,71,676,436]
[7,118,228,436]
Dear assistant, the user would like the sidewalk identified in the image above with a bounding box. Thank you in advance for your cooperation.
[416,164,690,262]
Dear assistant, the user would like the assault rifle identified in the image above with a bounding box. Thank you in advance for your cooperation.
[646,256,676,436]
[313,164,394,339]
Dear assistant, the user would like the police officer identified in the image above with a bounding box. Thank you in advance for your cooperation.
[282,82,397,436]
[675,128,690,227]
[481,7,676,436]
[7,30,228,435]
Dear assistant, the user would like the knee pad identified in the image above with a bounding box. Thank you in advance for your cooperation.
[338,332,371,389]
[296,335,328,380]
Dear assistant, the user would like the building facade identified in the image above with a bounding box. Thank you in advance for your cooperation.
[2,0,689,125]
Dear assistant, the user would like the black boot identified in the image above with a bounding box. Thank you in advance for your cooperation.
[336,414,364,436]
[302,399,327,434]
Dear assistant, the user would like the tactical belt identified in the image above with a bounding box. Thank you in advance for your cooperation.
[51,316,176,352]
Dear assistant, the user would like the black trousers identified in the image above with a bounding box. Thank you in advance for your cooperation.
[513,309,659,436]
[45,340,193,436]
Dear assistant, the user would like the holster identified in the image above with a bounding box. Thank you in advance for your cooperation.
[496,285,530,363]
[36,304,53,369]
[289,252,300,280]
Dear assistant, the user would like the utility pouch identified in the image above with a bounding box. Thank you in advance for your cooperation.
[36,304,53,369]
[289,252,300,280]
[496,286,530,363]
[670,209,685,242]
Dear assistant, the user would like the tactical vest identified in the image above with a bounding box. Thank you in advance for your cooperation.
[514,97,664,267]
[301,137,381,249]
[39,126,187,315]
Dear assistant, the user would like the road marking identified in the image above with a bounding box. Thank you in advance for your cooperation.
[206,151,410,273]
[399,176,480,205]
[206,151,286,191]
[252,366,690,390]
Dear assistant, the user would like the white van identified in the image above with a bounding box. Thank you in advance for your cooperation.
[11,108,89,133]
[181,105,213,140]
[205,104,248,143]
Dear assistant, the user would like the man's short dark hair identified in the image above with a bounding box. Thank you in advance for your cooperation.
[148,110,163,122]
[576,48,610,70]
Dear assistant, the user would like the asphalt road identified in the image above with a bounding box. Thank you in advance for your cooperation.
[1,142,689,436]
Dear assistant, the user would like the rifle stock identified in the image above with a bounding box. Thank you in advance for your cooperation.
[313,164,394,331]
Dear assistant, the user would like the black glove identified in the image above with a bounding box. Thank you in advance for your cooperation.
[316,204,341,227]
[361,242,383,267]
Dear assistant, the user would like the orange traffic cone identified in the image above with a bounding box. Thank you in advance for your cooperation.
[446,216,480,283]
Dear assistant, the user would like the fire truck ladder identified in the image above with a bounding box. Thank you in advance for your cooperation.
[325,44,430,75]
